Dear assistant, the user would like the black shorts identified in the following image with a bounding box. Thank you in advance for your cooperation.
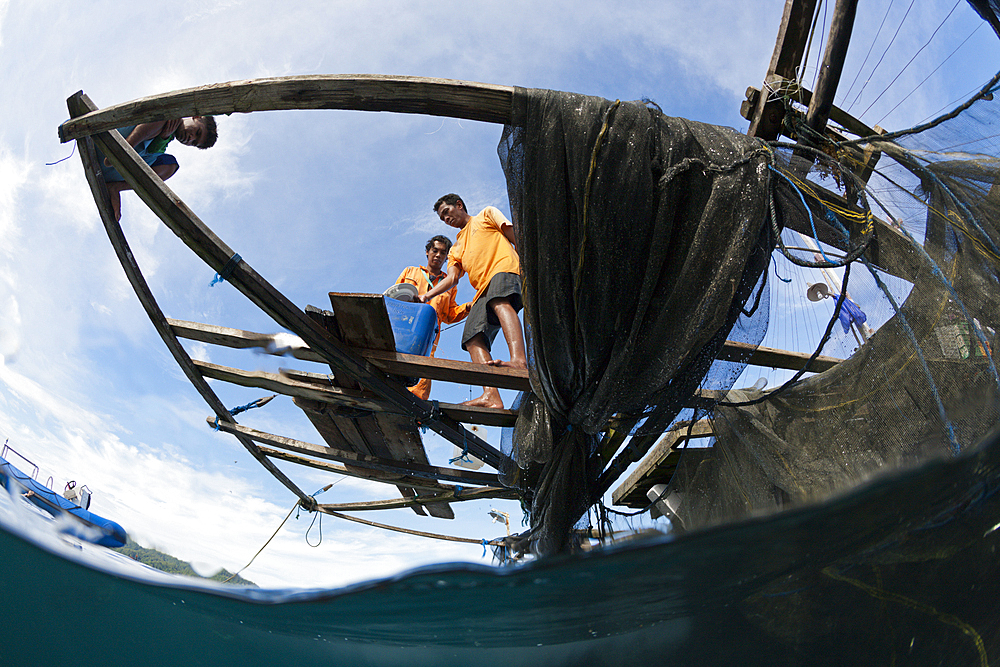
[461,272,523,351]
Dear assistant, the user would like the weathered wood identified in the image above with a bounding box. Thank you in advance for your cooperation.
[169,318,532,390]
[69,92,500,468]
[282,368,519,426]
[745,81,879,140]
[804,0,859,137]
[214,420,501,487]
[611,421,716,508]
[59,76,515,143]
[373,411,455,519]
[327,293,397,351]
[67,93,309,505]
[316,485,518,512]
[171,318,843,382]
[747,0,820,139]
[718,340,841,373]
[193,360,386,410]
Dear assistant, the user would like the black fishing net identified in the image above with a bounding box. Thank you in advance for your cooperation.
[497,90,780,555]
[495,76,1000,564]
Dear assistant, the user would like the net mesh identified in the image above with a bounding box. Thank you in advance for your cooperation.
[495,78,1000,559]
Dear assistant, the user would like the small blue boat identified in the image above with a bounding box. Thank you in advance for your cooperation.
[0,449,127,548]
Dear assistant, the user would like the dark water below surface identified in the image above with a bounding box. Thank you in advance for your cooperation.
[4,430,1000,666]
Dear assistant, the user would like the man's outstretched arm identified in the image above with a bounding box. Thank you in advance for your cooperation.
[418,263,461,303]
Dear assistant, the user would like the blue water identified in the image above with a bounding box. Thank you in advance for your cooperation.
[4,430,1000,666]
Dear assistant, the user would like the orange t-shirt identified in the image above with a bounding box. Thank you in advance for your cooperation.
[395,265,470,357]
[448,206,521,304]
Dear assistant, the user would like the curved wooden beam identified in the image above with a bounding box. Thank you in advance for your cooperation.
[59,75,515,142]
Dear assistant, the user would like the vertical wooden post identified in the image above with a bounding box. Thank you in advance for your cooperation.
[804,0,859,138]
[747,0,819,139]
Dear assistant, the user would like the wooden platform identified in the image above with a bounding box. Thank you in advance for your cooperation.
[611,420,715,509]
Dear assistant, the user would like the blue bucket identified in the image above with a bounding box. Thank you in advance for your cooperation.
[383,297,438,357]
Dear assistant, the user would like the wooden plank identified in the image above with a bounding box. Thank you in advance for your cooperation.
[257,447,480,495]
[171,318,843,382]
[192,360,388,411]
[327,293,397,351]
[68,91,499,468]
[281,368,518,426]
[747,0,820,139]
[214,420,501,487]
[316,485,518,512]
[374,412,455,519]
[67,93,310,505]
[718,340,841,373]
[611,421,715,507]
[59,76,515,143]
[169,318,532,390]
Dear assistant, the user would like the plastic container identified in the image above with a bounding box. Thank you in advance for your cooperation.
[383,296,438,357]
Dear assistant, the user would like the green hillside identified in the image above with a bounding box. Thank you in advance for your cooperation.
[113,538,256,587]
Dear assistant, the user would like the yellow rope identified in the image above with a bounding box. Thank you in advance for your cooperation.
[574,99,621,316]
[822,566,988,667]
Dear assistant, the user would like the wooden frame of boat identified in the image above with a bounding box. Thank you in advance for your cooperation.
[65,30,896,528]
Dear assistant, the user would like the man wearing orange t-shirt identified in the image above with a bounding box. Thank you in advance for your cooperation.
[395,235,471,400]
[418,194,526,409]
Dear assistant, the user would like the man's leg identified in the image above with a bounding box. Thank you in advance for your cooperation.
[485,297,527,370]
[104,163,179,221]
[463,333,504,409]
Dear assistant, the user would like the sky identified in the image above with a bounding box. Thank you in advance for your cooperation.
[0,0,997,589]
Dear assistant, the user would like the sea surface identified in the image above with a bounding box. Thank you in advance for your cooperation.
[3,430,1000,666]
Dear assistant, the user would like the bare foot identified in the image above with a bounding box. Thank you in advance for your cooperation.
[462,392,504,409]
[485,358,527,370]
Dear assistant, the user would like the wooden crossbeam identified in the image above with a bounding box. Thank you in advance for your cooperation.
[214,420,502,487]
[194,360,519,427]
[59,76,515,143]
[315,486,518,512]
[611,420,715,508]
[171,318,843,383]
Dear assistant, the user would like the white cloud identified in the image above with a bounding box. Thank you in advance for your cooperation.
[0,0,995,591]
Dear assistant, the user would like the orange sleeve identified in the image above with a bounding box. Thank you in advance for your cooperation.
[396,267,420,287]
[439,286,471,323]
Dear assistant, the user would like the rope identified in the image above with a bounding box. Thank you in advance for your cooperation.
[222,500,298,583]
[210,253,243,287]
[213,395,276,431]
[822,566,988,667]
[574,99,621,343]
[319,507,505,546]
[837,67,1000,149]
[46,144,77,166]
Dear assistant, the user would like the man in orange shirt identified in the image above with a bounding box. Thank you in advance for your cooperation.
[418,194,526,409]
[396,234,471,400]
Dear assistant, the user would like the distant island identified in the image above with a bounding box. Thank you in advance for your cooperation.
[113,538,256,587]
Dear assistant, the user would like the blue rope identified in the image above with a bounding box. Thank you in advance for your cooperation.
[213,397,272,431]
[481,538,488,558]
[449,424,471,465]
[210,253,243,287]
[771,255,792,283]
[46,144,77,166]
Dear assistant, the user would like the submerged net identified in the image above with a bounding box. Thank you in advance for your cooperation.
[495,76,1000,558]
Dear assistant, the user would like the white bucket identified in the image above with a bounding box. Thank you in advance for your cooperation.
[383,283,419,302]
